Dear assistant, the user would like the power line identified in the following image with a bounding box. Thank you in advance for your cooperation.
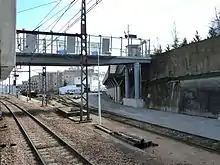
[58,0,93,32]
[45,0,78,32]
[63,0,103,32]
[34,0,63,31]
[38,0,78,53]
[18,0,76,56]
[34,2,76,32]
[40,0,104,53]
[17,1,58,14]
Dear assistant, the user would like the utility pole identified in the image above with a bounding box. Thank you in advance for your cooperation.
[28,64,31,100]
[1,81,3,94]
[42,39,47,107]
[41,66,46,106]
[98,35,102,125]
[127,24,130,46]
[8,75,10,94]
[80,0,89,122]
[13,67,18,98]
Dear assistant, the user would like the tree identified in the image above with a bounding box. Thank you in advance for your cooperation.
[153,45,162,55]
[208,26,218,38]
[171,22,179,49]
[193,30,201,42]
[208,8,220,37]
[181,37,188,47]
[165,44,170,52]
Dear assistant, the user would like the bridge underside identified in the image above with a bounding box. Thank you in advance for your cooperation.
[102,64,151,108]
[16,53,151,66]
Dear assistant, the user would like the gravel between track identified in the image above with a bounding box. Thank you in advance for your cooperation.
[10,96,162,165]
[0,102,38,165]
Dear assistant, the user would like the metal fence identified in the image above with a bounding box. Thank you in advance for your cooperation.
[16,33,151,57]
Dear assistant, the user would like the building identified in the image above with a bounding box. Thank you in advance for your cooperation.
[21,67,106,94]
[21,75,40,92]
[63,67,106,92]
[38,71,64,93]
[21,81,28,91]
[31,75,40,91]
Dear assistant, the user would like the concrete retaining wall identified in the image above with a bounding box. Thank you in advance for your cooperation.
[146,36,220,117]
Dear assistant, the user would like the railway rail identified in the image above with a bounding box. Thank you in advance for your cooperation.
[55,95,220,154]
[0,99,93,165]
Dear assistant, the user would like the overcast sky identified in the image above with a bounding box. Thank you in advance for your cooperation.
[4,0,220,84]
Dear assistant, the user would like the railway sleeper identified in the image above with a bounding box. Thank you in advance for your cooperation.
[95,124,158,149]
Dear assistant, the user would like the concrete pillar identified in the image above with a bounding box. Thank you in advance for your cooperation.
[134,62,140,99]
[117,86,121,102]
[125,66,129,98]
[115,87,117,102]
[140,64,142,98]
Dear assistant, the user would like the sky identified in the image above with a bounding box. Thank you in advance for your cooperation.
[4,0,220,84]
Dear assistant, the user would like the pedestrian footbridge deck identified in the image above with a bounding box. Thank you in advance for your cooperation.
[16,53,151,66]
[16,30,152,66]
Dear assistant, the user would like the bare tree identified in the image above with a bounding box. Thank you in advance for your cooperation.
[208,8,220,37]
[171,22,179,49]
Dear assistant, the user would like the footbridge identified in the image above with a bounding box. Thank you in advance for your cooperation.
[15,30,151,66]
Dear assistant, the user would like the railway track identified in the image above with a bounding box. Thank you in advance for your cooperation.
[0,99,93,165]
[55,95,220,154]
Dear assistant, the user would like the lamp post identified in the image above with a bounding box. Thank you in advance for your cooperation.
[98,35,102,125]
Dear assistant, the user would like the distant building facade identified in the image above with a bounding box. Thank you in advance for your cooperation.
[21,67,106,94]
[38,71,64,93]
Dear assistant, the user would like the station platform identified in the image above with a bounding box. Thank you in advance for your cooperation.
[88,94,220,141]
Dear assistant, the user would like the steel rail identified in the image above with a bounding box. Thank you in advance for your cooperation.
[0,101,46,165]
[2,99,93,165]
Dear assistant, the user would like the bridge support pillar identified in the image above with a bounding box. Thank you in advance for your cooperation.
[123,62,144,108]
[125,66,129,98]
[134,62,140,99]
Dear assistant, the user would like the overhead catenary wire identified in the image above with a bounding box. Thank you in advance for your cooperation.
[17,1,58,14]
[32,0,78,55]
[45,0,78,32]
[20,0,76,53]
[37,0,78,53]
[41,0,103,52]
[17,0,64,52]
[68,0,103,28]
[34,1,77,32]
[34,0,63,31]
[64,0,103,32]
[58,0,93,32]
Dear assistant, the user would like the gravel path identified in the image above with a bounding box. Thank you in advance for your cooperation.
[11,96,162,165]
[10,95,220,165]
[0,102,38,165]
[55,95,220,165]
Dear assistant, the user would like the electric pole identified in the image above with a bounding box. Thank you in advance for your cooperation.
[28,64,31,100]
[42,39,47,107]
[80,0,89,122]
